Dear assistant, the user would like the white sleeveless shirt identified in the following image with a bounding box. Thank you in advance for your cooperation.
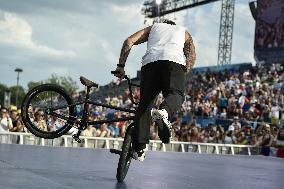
[141,23,186,67]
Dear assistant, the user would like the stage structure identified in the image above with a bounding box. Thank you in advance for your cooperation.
[142,0,235,67]
[253,0,284,64]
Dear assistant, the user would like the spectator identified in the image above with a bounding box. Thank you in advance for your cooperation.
[108,122,120,138]
[0,108,13,132]
[16,116,26,132]
[28,104,35,122]
[219,108,227,119]
[33,110,48,132]
[271,102,280,126]
[10,109,19,132]
[236,131,249,145]
[272,127,284,158]
[48,116,62,132]
[216,125,225,143]
[189,126,201,142]
[229,116,241,130]
[96,123,110,137]
[224,127,236,144]
[83,125,96,137]
[256,124,273,156]
[177,122,189,142]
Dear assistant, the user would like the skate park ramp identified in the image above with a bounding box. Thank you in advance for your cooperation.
[0,143,283,189]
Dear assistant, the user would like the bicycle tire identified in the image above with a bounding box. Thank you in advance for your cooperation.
[21,84,74,139]
[116,123,134,182]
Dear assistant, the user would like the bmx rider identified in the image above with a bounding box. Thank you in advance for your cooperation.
[114,19,196,161]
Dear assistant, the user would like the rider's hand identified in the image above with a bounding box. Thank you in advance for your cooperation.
[114,67,125,79]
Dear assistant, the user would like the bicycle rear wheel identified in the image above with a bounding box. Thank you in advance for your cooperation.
[21,84,75,139]
[116,123,135,182]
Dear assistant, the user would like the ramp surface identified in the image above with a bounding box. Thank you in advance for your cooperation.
[0,144,283,189]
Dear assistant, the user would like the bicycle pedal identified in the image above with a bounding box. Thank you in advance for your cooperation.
[110,149,121,155]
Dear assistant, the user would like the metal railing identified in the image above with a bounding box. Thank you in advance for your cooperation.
[0,131,260,155]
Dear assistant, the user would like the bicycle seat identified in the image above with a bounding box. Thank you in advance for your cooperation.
[80,76,99,88]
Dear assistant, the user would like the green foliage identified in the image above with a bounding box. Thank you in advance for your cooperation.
[46,74,78,94]
[27,81,43,91]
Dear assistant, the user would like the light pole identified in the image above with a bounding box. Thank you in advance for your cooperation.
[156,0,162,22]
[14,68,23,108]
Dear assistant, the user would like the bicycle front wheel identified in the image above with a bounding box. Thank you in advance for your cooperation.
[116,123,135,182]
[21,84,75,139]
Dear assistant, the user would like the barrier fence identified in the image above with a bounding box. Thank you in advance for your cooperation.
[0,131,261,155]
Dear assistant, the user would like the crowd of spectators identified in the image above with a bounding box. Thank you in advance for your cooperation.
[1,63,284,157]
[0,106,25,133]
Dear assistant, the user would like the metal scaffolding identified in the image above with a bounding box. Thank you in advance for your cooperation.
[217,0,235,66]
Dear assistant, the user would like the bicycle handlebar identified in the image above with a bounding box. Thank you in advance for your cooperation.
[111,70,139,106]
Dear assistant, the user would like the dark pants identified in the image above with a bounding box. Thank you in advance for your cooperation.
[134,60,186,144]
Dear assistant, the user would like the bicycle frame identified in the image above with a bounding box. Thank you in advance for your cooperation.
[47,75,139,130]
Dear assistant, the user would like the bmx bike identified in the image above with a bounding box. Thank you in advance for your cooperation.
[21,71,139,182]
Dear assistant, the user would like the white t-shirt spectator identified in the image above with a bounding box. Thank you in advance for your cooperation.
[211,105,218,117]
[0,118,12,132]
[230,121,241,130]
[220,112,227,119]
[270,64,276,72]
[182,100,191,112]
[243,71,250,78]
[271,105,280,119]
[224,135,236,144]
[226,79,235,89]
[238,95,246,108]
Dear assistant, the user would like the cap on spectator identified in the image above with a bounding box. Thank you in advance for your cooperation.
[265,124,270,128]
[10,105,17,111]
[93,112,99,116]
[228,125,235,131]
[233,116,239,120]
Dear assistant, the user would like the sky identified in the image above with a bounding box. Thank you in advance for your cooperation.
[0,0,255,90]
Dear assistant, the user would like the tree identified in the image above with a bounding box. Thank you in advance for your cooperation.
[46,74,78,94]
[60,76,78,94]
[27,81,43,91]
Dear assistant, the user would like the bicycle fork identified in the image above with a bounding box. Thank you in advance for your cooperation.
[72,87,91,143]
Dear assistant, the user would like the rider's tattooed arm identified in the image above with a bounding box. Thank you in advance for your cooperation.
[183,31,196,71]
[118,26,151,66]
[118,40,132,66]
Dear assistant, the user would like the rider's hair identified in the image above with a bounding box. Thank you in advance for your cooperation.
[162,19,176,25]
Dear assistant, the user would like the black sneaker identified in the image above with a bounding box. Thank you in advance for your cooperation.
[155,119,171,143]
[151,109,171,143]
